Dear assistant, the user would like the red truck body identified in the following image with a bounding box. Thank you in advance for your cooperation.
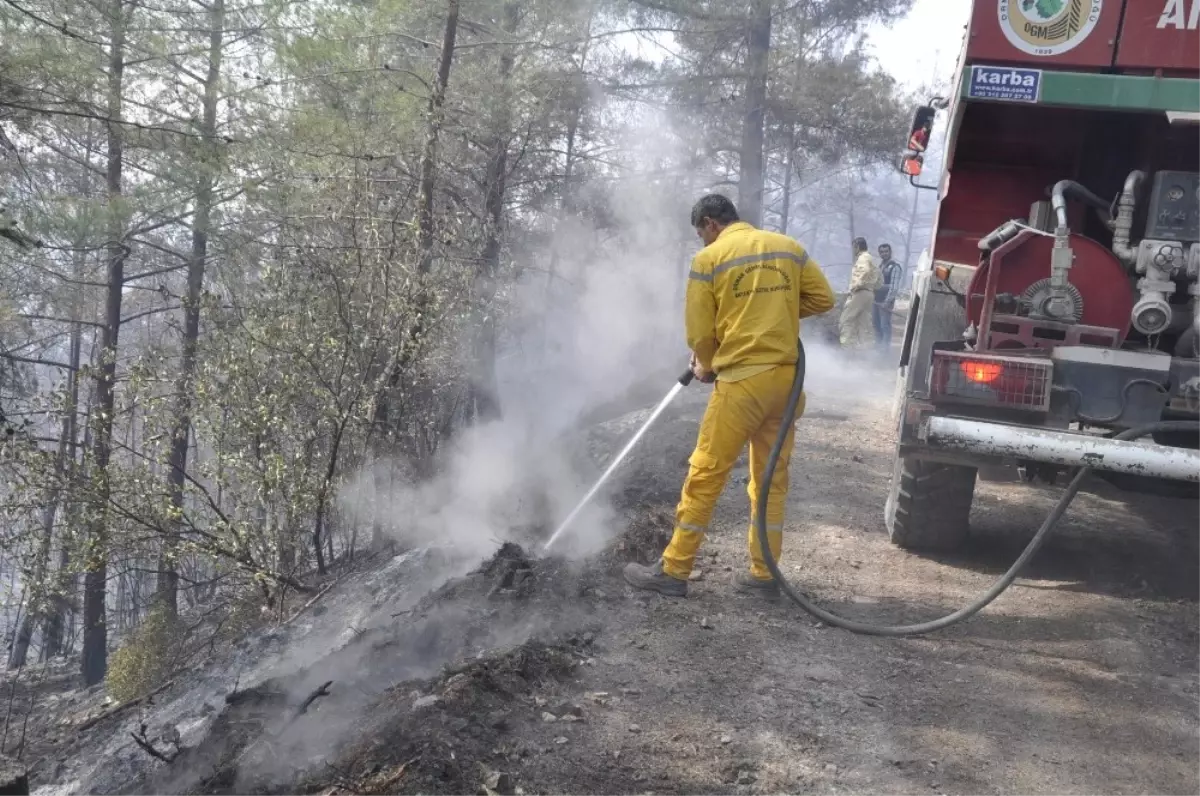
[966,0,1199,74]
[883,0,1200,552]
[935,0,1200,268]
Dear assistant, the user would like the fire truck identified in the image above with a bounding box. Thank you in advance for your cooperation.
[886,0,1200,550]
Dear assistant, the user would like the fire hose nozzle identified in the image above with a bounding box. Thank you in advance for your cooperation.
[679,367,715,385]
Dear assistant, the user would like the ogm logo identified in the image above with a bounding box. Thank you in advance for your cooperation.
[998,0,1103,56]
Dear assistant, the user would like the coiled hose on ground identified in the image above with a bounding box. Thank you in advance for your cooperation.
[755,341,1200,636]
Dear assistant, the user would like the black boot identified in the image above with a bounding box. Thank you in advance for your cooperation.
[622,561,688,597]
[732,571,780,602]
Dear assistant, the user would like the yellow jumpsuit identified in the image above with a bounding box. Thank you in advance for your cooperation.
[838,251,882,349]
[661,222,835,581]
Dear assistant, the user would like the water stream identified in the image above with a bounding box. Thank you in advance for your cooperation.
[542,381,686,551]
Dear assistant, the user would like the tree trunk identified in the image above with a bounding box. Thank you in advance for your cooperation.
[157,0,224,619]
[543,6,593,358]
[82,0,128,687]
[541,106,578,359]
[312,422,347,575]
[372,0,460,417]
[674,162,697,313]
[369,458,390,550]
[11,234,87,668]
[780,128,795,235]
[370,0,460,542]
[847,186,857,241]
[42,319,82,660]
[470,0,518,424]
[9,381,74,669]
[47,124,96,661]
[278,519,295,576]
[45,318,85,661]
[415,0,460,278]
[115,570,128,634]
[373,0,459,456]
[738,0,771,227]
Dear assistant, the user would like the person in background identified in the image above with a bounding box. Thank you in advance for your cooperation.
[838,237,880,350]
[873,243,903,352]
[622,194,835,600]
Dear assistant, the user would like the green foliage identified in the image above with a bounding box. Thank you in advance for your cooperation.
[0,0,932,675]
[105,606,182,703]
[222,593,270,640]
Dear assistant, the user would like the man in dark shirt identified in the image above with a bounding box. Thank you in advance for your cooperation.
[873,243,903,351]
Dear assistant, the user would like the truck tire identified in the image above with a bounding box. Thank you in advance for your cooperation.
[884,455,977,551]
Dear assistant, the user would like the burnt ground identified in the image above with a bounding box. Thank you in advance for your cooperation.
[23,350,1200,795]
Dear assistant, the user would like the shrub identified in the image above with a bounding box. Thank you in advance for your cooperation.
[105,606,182,703]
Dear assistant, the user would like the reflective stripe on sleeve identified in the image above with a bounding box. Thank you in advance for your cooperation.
[712,250,809,278]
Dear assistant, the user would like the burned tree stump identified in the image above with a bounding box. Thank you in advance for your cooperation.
[0,756,28,795]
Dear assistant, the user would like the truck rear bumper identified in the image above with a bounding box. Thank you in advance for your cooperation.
[920,416,1200,482]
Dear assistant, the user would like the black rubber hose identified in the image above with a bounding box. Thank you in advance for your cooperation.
[977,220,1022,252]
[754,340,1200,636]
[1050,179,1114,229]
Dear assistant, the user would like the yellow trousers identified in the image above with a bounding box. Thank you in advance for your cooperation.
[838,289,875,348]
[661,365,801,581]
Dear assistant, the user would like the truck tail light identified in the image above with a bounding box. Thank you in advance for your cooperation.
[960,360,1002,384]
[930,351,1052,412]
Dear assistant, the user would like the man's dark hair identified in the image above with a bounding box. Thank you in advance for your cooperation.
[691,194,740,228]
[852,236,868,253]
[878,242,892,251]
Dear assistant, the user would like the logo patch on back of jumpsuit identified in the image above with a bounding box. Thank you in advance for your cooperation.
[732,263,792,299]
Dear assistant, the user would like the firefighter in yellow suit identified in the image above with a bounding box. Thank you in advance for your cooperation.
[624,194,835,599]
[838,237,882,349]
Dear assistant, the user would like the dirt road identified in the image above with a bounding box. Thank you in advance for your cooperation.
[34,354,1199,796]
[522,370,1198,795]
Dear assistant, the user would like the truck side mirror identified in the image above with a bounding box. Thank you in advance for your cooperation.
[906,105,936,153]
[898,152,923,177]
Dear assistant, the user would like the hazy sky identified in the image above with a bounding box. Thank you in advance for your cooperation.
[868,0,973,91]
[618,1,973,91]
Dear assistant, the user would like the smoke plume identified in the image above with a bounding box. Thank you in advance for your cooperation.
[338,110,694,564]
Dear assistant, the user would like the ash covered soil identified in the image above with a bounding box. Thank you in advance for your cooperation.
[24,352,1200,795]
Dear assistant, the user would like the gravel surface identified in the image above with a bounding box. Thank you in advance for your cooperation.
[521,359,1198,795]
[27,349,1199,795]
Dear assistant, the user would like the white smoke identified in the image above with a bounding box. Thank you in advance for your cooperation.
[338,109,694,562]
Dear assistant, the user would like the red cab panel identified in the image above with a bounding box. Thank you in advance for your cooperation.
[967,0,1121,68]
[1115,0,1200,74]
